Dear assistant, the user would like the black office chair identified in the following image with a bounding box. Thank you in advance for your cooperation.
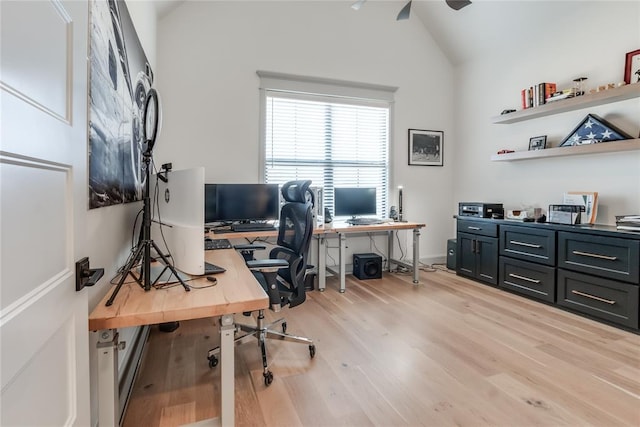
[207,180,316,386]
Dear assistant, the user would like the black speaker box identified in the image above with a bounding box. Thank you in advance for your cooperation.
[446,238,456,270]
[353,253,382,280]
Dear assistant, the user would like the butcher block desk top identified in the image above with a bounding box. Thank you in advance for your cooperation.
[89,248,268,331]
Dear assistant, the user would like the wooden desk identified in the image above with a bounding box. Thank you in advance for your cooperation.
[89,249,268,427]
[210,221,425,294]
[319,221,425,292]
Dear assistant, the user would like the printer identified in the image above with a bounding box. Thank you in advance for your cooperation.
[458,202,504,218]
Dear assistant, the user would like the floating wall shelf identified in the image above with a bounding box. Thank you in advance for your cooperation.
[491,83,640,124]
[491,138,640,162]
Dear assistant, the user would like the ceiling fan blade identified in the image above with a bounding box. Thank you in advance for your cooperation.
[351,0,367,11]
[446,0,472,11]
[396,1,412,20]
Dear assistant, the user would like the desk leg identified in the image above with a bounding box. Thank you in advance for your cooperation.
[339,232,346,293]
[220,314,235,427]
[412,228,420,284]
[96,329,120,427]
[387,230,394,272]
[318,236,326,292]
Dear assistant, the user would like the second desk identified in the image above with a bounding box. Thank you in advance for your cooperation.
[317,221,425,293]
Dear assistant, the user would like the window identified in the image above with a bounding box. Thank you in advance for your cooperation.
[259,72,395,218]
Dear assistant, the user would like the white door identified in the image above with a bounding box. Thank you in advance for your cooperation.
[1,0,91,425]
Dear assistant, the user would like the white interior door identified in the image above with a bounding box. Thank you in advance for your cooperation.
[1,1,91,425]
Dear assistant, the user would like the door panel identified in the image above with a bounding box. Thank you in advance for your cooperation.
[477,236,498,285]
[457,233,476,276]
[0,0,71,121]
[1,161,69,309]
[1,0,90,425]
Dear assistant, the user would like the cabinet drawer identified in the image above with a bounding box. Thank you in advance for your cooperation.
[457,219,497,237]
[558,232,640,284]
[557,269,639,329]
[499,256,555,303]
[500,225,556,266]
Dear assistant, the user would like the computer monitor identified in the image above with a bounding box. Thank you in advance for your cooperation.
[334,187,377,217]
[152,167,206,275]
[204,183,280,223]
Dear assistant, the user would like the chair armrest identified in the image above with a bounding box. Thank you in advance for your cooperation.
[246,259,288,312]
[246,259,288,271]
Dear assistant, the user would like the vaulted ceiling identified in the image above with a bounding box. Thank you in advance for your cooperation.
[152,1,627,66]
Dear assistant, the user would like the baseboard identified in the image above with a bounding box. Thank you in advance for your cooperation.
[421,255,446,266]
[118,325,150,425]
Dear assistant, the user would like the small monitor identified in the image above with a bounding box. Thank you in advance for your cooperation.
[204,184,218,224]
[205,183,280,223]
[334,187,377,217]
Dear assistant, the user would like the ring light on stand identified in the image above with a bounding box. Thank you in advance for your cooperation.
[107,87,189,306]
[143,88,161,155]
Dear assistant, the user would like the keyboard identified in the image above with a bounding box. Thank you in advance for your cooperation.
[204,261,226,274]
[230,223,276,232]
[346,218,384,225]
[205,238,232,250]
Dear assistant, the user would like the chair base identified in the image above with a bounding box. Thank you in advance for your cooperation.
[207,310,315,386]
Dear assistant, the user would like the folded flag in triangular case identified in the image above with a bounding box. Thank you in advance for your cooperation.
[559,114,632,146]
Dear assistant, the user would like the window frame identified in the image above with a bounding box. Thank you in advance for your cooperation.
[258,71,397,218]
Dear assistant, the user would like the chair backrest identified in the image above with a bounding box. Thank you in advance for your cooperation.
[271,180,314,308]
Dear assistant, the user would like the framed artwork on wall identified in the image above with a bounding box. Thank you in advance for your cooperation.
[88,0,154,208]
[408,129,443,166]
[624,49,640,85]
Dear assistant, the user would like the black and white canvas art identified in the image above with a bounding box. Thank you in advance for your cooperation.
[89,0,154,208]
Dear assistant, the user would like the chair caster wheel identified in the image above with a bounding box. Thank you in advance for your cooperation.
[309,344,316,358]
[264,371,274,386]
[282,322,287,334]
[208,355,218,368]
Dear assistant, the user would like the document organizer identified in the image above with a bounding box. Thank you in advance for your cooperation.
[548,204,585,225]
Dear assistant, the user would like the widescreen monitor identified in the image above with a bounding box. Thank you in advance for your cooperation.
[205,183,280,223]
[334,187,377,217]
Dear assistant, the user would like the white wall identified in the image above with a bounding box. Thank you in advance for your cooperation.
[156,0,456,264]
[87,1,157,425]
[452,2,640,226]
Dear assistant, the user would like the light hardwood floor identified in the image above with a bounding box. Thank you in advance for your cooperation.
[122,269,640,427]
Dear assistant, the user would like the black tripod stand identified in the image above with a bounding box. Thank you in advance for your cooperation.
[106,151,190,306]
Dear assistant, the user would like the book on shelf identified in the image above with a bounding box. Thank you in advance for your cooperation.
[615,215,640,223]
[521,82,557,109]
[615,215,640,231]
[616,225,640,231]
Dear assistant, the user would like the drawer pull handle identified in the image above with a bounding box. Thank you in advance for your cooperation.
[508,273,540,284]
[572,251,617,261]
[467,226,481,230]
[510,240,541,248]
[571,290,615,305]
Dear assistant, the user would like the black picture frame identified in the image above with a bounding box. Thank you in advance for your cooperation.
[408,129,443,166]
[528,135,547,151]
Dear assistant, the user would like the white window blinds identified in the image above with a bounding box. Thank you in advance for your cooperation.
[263,90,391,218]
